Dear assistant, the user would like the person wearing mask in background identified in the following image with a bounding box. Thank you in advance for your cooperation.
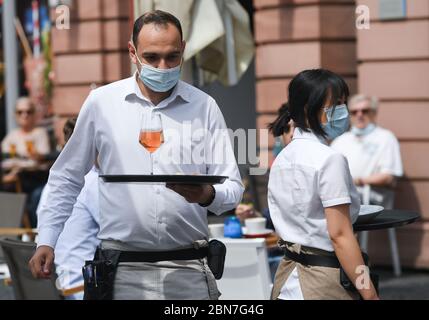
[268,69,378,300]
[236,102,294,225]
[331,94,403,210]
[36,118,100,300]
[233,102,294,280]
[331,94,403,275]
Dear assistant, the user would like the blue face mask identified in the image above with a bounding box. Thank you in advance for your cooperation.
[322,104,350,140]
[134,49,181,93]
[351,123,376,136]
[273,136,285,158]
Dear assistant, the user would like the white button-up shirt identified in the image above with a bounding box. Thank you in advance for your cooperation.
[1,127,51,158]
[268,128,360,252]
[37,167,100,297]
[38,76,243,250]
[331,126,403,179]
[331,125,403,208]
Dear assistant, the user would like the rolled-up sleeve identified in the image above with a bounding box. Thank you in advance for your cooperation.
[379,134,403,177]
[204,98,244,215]
[37,92,97,249]
[318,153,354,208]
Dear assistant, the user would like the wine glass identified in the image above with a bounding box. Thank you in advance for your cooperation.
[9,143,17,158]
[139,111,164,174]
[25,140,35,157]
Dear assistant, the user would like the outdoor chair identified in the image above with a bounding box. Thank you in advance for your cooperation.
[0,192,27,260]
[0,238,83,300]
[359,185,402,276]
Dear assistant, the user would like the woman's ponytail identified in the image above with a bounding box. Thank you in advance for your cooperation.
[268,102,291,137]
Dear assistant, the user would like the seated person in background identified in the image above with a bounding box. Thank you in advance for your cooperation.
[37,118,100,300]
[1,97,50,164]
[1,97,51,227]
[235,103,294,280]
[236,102,294,226]
[331,94,403,209]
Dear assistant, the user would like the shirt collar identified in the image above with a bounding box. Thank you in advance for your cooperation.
[124,72,190,107]
[292,128,328,145]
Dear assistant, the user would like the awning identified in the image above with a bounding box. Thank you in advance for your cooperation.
[133,0,254,86]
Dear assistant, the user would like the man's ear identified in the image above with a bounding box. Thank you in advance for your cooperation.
[128,41,137,64]
[181,40,187,56]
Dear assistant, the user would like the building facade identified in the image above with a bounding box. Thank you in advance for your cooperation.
[50,0,131,145]
[254,0,429,268]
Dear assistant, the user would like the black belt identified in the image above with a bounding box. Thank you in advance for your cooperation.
[283,247,341,268]
[118,247,208,263]
[283,247,370,269]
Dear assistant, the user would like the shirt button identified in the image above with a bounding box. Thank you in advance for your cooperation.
[156,189,161,195]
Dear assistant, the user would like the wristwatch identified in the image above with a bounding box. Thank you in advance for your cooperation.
[199,185,216,207]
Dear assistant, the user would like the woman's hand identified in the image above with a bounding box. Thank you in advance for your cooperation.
[28,151,45,163]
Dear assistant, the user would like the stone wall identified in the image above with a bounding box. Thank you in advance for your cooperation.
[50,0,131,145]
[357,0,429,269]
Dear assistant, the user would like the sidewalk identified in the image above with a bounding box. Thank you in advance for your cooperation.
[374,267,429,300]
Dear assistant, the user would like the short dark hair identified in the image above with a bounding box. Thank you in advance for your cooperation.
[63,118,77,143]
[268,102,291,137]
[132,10,183,48]
[269,69,349,138]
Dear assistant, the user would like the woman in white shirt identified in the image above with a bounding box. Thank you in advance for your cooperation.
[1,97,50,159]
[268,69,379,300]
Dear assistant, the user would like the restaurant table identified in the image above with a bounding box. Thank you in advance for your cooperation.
[0,228,37,236]
[353,209,420,232]
[2,159,50,194]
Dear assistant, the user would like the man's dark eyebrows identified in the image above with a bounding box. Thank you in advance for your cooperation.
[142,50,181,57]
[142,52,159,57]
[168,50,181,55]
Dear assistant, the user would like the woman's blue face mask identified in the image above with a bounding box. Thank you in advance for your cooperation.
[322,104,350,140]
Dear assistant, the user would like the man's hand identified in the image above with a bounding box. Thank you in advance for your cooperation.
[355,174,395,188]
[166,184,215,205]
[28,151,45,163]
[29,246,55,279]
[2,167,20,184]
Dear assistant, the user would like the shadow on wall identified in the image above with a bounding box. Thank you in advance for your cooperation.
[368,177,424,269]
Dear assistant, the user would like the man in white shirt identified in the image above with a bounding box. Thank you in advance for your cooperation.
[37,167,99,300]
[29,10,243,300]
[36,118,100,300]
[331,94,403,208]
